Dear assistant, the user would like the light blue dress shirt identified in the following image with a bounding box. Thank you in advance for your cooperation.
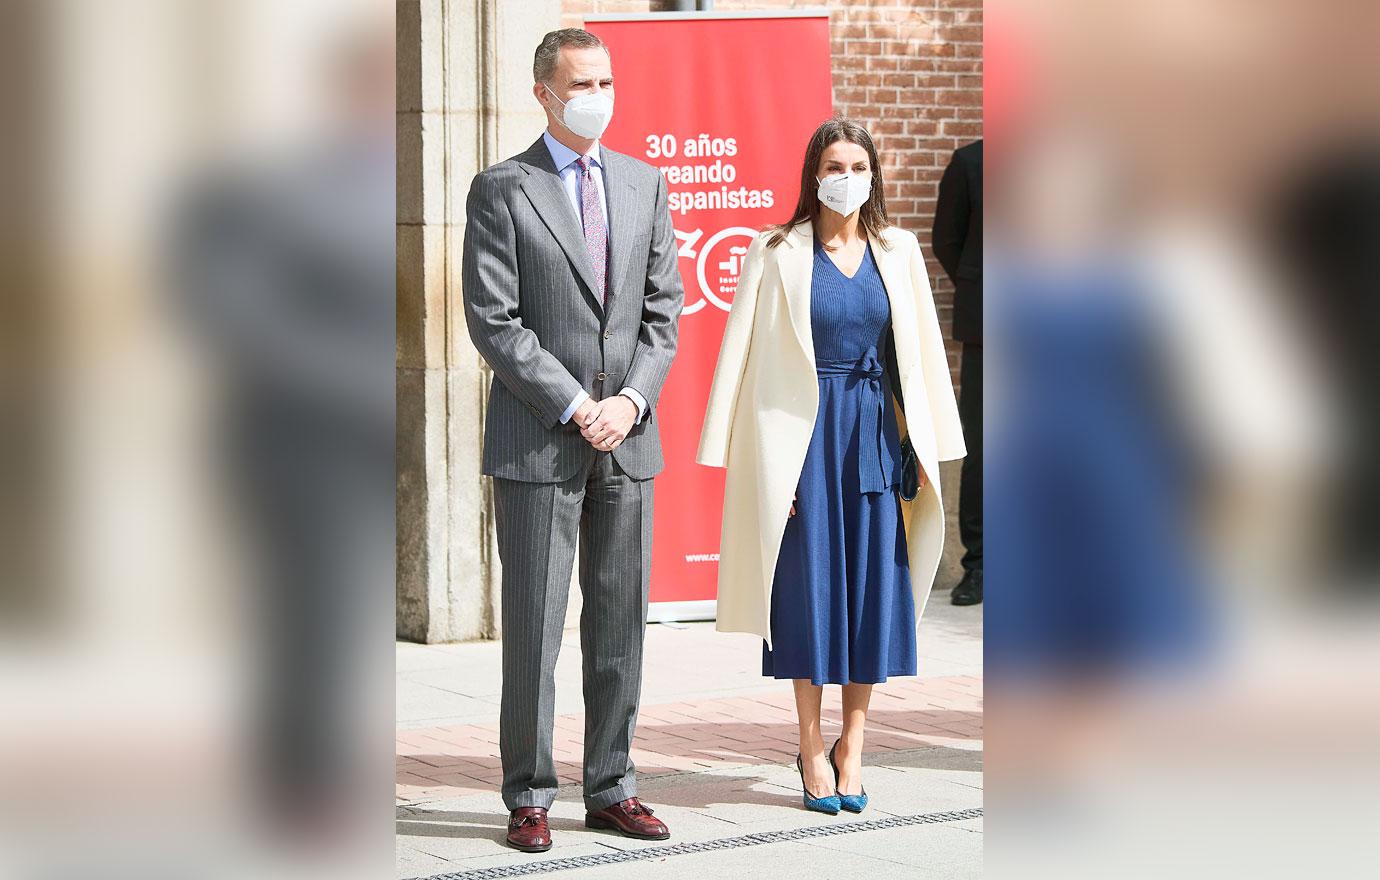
[542,130,648,427]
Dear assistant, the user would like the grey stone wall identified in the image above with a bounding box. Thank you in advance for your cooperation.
[397,0,562,643]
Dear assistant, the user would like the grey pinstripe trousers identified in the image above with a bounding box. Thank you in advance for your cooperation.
[493,449,653,812]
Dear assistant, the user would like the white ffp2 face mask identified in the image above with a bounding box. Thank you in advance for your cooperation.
[544,84,614,140]
[816,171,873,217]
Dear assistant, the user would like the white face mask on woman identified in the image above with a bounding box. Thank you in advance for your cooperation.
[544,83,614,140]
[815,171,873,217]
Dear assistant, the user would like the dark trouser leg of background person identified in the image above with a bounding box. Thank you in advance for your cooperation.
[952,342,983,605]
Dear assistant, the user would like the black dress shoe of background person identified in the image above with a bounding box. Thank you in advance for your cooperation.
[950,569,982,606]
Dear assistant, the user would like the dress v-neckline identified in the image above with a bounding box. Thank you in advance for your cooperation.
[816,236,870,281]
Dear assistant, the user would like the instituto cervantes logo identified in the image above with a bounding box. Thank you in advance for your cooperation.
[675,226,759,315]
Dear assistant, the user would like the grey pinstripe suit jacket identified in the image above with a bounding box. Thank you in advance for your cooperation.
[461,135,684,483]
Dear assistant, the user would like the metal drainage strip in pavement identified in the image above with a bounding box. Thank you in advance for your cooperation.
[418,808,983,880]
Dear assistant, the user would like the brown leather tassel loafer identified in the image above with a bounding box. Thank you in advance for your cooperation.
[505,806,553,853]
[585,797,670,840]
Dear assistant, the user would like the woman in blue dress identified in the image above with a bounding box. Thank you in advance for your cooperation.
[699,119,965,816]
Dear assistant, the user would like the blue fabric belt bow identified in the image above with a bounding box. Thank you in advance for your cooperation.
[815,347,898,494]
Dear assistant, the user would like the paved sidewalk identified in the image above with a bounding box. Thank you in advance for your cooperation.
[396,595,982,878]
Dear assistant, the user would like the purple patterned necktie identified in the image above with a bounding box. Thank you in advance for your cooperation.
[575,156,608,305]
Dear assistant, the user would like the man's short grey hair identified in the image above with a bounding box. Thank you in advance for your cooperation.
[533,28,608,83]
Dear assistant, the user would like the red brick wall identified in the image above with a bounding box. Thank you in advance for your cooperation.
[559,1,983,380]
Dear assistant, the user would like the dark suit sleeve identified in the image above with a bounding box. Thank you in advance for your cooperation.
[931,150,970,286]
[621,171,685,412]
[462,171,585,429]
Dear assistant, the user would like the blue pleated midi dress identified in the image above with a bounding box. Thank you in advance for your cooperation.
[761,234,918,685]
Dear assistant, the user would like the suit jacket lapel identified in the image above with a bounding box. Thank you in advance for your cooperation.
[516,137,604,315]
[600,146,636,311]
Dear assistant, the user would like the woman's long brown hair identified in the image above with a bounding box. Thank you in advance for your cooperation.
[766,117,893,251]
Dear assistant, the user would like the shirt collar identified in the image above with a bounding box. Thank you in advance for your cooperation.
[542,129,601,172]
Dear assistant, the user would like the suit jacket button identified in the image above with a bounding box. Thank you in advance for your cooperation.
[604,329,612,339]
[596,371,607,381]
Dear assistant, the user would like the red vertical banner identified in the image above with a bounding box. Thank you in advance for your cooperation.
[587,13,833,615]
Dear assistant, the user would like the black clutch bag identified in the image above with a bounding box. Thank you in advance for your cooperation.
[899,436,921,502]
[886,328,922,502]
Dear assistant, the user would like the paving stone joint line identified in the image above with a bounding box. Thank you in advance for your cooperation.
[413,808,984,880]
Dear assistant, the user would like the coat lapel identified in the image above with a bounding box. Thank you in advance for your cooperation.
[515,137,603,315]
[780,222,816,365]
[870,228,918,386]
[870,228,940,480]
[783,224,913,372]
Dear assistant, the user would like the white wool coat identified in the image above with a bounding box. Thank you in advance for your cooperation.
[695,221,966,649]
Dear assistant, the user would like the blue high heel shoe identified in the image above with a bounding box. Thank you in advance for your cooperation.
[795,752,841,814]
[829,739,869,813]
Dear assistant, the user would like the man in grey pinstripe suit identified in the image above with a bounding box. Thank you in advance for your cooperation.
[461,29,683,853]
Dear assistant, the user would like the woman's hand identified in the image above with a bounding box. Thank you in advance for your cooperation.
[790,491,798,517]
